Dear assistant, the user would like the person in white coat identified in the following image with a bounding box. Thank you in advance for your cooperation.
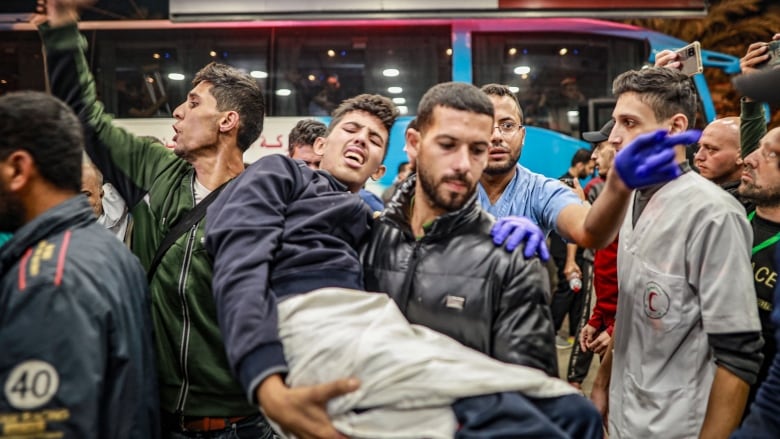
[589,67,763,439]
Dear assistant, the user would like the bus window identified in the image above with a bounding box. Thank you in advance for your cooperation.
[473,33,645,138]
[273,26,451,117]
[0,34,46,95]
[91,28,271,118]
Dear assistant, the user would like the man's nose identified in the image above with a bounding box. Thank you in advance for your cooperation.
[452,146,471,172]
[490,126,503,144]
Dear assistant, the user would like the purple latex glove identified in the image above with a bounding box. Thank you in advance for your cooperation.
[491,216,550,262]
[614,129,702,189]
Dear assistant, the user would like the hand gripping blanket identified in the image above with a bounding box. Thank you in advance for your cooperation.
[273,288,576,438]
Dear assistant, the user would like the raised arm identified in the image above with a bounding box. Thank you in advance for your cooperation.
[737,36,779,158]
[558,129,700,249]
[38,1,174,207]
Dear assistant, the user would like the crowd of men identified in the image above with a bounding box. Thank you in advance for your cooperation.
[1,1,780,438]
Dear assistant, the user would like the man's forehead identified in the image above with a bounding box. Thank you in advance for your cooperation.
[337,111,386,133]
[431,105,494,126]
[761,128,780,151]
[189,81,214,97]
[613,92,653,116]
[488,95,520,118]
[698,128,737,153]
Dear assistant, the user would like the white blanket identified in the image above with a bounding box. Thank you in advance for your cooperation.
[274,288,576,438]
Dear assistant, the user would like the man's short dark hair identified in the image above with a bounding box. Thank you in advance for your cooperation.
[417,82,494,134]
[397,161,410,173]
[327,94,399,160]
[612,67,698,127]
[480,83,524,124]
[571,148,592,166]
[193,62,265,153]
[0,91,83,192]
[288,119,327,155]
[406,118,418,133]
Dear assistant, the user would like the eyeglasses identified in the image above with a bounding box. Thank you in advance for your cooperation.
[493,121,523,136]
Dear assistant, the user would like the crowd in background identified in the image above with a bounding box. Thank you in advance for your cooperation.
[2,1,780,438]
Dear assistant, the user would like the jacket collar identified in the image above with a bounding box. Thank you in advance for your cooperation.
[720,179,740,192]
[0,197,95,274]
[382,173,480,238]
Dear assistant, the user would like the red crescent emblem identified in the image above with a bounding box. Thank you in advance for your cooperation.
[648,291,658,312]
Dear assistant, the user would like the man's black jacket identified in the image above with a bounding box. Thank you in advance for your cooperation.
[361,175,558,376]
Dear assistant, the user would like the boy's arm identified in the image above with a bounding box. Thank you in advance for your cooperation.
[205,156,297,401]
[205,156,357,437]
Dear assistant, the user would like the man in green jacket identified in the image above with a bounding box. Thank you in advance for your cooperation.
[38,2,276,437]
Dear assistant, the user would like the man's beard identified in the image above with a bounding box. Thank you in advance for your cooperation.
[0,184,25,234]
[418,166,475,212]
[739,180,780,207]
[576,168,591,179]
[483,146,520,176]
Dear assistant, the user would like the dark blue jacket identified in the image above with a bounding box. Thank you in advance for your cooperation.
[205,155,371,402]
[0,197,158,438]
[732,244,780,438]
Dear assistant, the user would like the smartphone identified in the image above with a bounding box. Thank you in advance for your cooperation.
[760,40,780,69]
[675,41,704,77]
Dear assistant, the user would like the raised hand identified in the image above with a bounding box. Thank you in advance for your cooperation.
[740,34,780,76]
[613,129,702,189]
[42,0,96,27]
[654,49,682,70]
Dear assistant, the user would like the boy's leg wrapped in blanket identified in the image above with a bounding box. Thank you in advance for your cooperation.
[274,288,598,439]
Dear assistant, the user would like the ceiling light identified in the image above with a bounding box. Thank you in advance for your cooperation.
[250,70,268,79]
[508,86,520,93]
[275,89,292,96]
[383,68,400,77]
[387,87,403,94]
[167,73,185,81]
[514,66,531,75]
[392,97,406,104]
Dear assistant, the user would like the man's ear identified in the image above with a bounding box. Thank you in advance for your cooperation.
[313,136,326,157]
[219,111,240,133]
[669,113,688,135]
[405,128,421,163]
[371,164,386,181]
[4,150,34,192]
